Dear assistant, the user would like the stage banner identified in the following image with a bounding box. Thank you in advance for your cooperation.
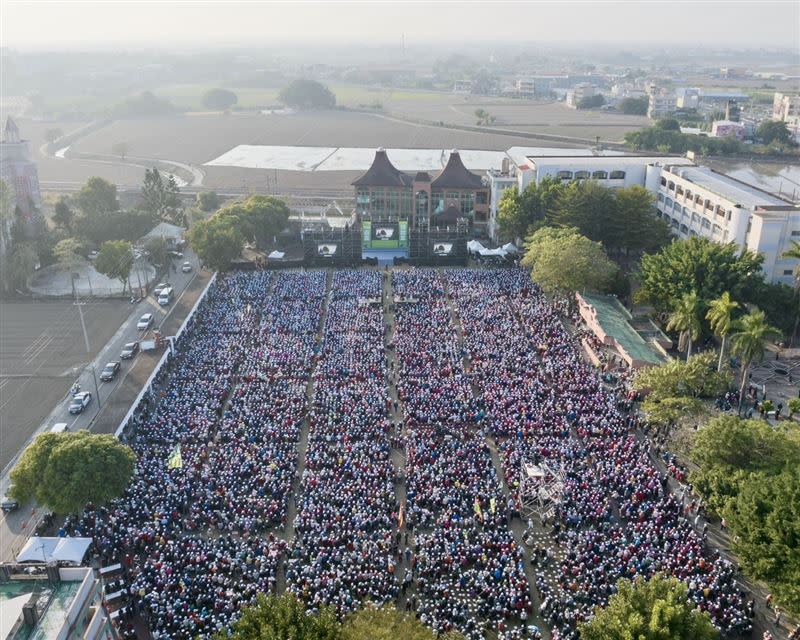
[362,220,372,246]
[398,220,408,248]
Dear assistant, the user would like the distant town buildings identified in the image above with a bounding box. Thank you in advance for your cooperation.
[655,165,799,284]
[452,80,473,94]
[711,119,746,140]
[772,92,800,134]
[566,83,599,108]
[676,88,700,110]
[647,88,676,119]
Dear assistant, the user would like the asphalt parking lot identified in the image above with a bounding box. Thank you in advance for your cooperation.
[0,299,130,471]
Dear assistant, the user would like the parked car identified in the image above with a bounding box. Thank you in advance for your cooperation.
[153,282,170,296]
[100,361,121,381]
[50,422,69,433]
[158,287,173,305]
[69,391,92,414]
[1,487,19,512]
[169,250,184,259]
[181,261,192,273]
[137,313,154,331]
[120,341,140,359]
[87,250,100,261]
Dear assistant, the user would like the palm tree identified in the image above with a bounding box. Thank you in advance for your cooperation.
[666,291,702,360]
[730,310,781,413]
[781,240,800,346]
[706,292,739,372]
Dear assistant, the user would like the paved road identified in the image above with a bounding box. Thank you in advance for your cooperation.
[0,251,203,561]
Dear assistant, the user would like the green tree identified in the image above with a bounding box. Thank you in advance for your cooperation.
[202,88,238,110]
[342,605,463,640]
[144,236,169,270]
[187,215,244,272]
[788,397,800,419]
[616,185,671,254]
[619,96,648,115]
[656,118,681,131]
[781,240,800,345]
[497,177,565,242]
[579,574,718,640]
[53,237,84,274]
[725,467,800,616]
[5,242,39,291]
[278,79,336,109]
[641,395,706,432]
[10,431,135,514]
[576,94,605,109]
[140,168,183,224]
[112,141,129,160]
[220,593,341,640]
[756,120,793,145]
[44,128,64,144]
[730,310,781,410]
[635,236,764,313]
[52,196,74,232]
[666,291,702,359]
[74,177,120,217]
[196,191,221,212]
[706,292,739,372]
[551,180,622,250]
[522,226,618,294]
[112,91,175,118]
[215,195,290,249]
[633,351,730,400]
[94,240,134,294]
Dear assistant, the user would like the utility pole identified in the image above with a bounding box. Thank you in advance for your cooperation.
[74,280,101,410]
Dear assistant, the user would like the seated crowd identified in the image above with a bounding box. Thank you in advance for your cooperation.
[61,266,750,640]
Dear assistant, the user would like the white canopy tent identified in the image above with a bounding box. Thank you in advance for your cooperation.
[478,248,507,257]
[502,242,519,254]
[267,250,285,260]
[16,537,92,564]
[467,240,486,254]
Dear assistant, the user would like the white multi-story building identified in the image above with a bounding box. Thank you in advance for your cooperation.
[772,93,800,134]
[485,167,518,241]
[511,149,694,192]
[676,88,700,109]
[654,165,799,284]
[647,89,676,119]
[566,83,599,108]
[486,148,694,241]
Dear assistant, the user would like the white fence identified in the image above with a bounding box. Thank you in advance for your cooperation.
[115,272,218,438]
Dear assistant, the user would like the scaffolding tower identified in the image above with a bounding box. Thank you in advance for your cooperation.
[519,459,565,522]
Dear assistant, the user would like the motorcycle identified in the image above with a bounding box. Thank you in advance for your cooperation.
[71,382,81,396]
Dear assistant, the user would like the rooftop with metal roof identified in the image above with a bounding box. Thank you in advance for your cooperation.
[666,165,791,208]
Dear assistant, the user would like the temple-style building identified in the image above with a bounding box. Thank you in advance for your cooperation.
[353,148,489,232]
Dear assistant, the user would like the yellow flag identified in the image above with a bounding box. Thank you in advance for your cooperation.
[490,497,497,514]
[167,444,183,469]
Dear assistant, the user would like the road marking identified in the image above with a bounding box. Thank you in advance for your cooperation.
[24,336,55,366]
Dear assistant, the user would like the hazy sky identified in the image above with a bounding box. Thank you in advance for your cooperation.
[2,0,798,50]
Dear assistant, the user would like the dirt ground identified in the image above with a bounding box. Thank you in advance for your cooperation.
[0,299,131,471]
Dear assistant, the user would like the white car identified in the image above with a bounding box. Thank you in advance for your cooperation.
[181,261,192,273]
[153,282,170,296]
[69,391,92,414]
[136,313,154,331]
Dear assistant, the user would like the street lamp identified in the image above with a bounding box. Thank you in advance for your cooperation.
[72,274,101,411]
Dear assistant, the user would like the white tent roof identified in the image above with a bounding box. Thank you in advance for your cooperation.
[1,594,29,640]
[16,537,92,564]
[467,240,486,254]
[267,250,285,259]
[141,221,186,242]
[502,242,519,254]
[478,248,507,257]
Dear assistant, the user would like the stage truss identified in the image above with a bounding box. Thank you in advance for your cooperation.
[519,459,565,522]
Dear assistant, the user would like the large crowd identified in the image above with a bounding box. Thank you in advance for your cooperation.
[445,268,751,639]
[59,266,754,639]
[286,270,399,615]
